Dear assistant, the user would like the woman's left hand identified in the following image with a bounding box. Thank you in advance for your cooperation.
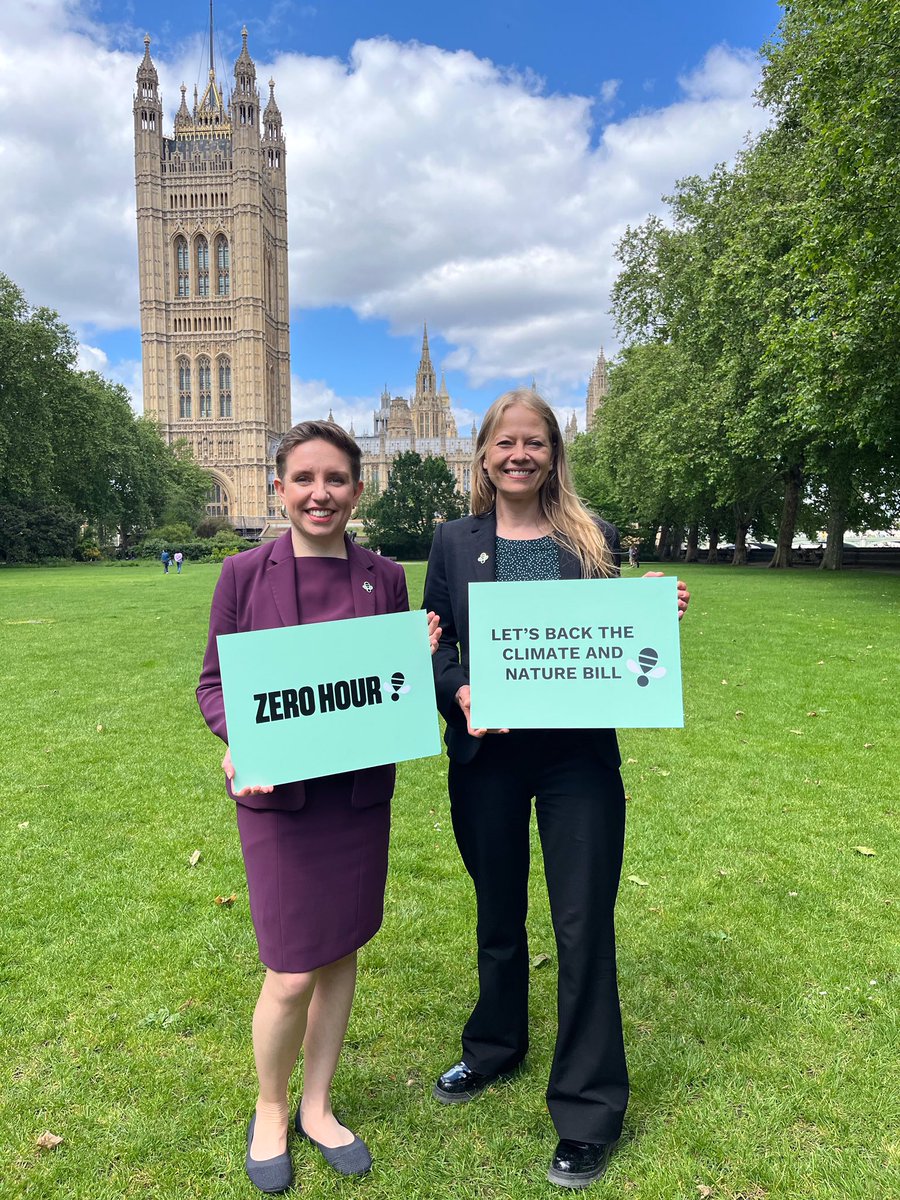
[642,571,691,620]
[427,610,443,655]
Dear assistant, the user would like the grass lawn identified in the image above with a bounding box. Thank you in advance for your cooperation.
[1,560,897,1200]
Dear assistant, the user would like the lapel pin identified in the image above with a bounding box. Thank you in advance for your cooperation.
[363,581,374,593]
[477,552,489,564]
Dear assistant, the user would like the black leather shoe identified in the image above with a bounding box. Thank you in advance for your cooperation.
[432,1059,510,1104]
[547,1139,614,1188]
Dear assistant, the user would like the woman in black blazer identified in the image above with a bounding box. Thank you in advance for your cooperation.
[423,388,688,1189]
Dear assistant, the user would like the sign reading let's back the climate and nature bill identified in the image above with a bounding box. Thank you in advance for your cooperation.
[217,610,441,791]
[468,577,684,730]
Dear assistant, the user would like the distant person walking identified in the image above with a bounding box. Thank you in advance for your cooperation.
[628,544,639,569]
[174,551,184,573]
[161,550,171,574]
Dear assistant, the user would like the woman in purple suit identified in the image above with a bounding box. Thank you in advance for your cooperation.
[197,420,439,1193]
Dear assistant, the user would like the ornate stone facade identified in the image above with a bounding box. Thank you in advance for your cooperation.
[133,29,290,535]
[354,326,477,496]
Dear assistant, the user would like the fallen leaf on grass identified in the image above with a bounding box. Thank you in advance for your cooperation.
[709,931,731,941]
[215,893,237,906]
[36,1131,63,1150]
[806,711,818,717]
[531,952,552,969]
[864,742,875,749]
[627,875,649,887]
[853,847,876,857]
[96,724,104,733]
[188,850,201,868]
[734,710,745,718]
[789,729,803,735]
[626,757,638,764]
[697,1187,714,1199]
[17,821,29,829]
[717,869,729,876]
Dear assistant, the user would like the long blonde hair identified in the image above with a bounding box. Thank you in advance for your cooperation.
[471,388,616,578]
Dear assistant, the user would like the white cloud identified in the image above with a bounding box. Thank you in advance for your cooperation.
[76,343,109,373]
[600,78,621,105]
[291,375,377,433]
[0,3,770,410]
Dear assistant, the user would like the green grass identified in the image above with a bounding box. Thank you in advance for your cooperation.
[1,560,898,1200]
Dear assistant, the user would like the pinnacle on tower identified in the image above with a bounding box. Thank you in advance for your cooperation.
[416,321,436,400]
[175,83,192,131]
[136,35,158,88]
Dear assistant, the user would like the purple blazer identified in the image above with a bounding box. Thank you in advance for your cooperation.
[197,530,409,811]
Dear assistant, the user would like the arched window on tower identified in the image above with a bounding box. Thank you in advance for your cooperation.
[175,237,190,297]
[207,482,230,517]
[178,357,191,418]
[268,363,276,427]
[196,236,210,297]
[218,356,232,417]
[198,357,212,419]
[216,235,230,296]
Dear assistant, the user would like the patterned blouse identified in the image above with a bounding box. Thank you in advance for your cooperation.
[495,535,561,582]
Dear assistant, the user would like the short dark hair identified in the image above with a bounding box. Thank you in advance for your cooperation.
[275,420,362,484]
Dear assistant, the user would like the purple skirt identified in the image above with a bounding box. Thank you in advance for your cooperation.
[236,773,390,973]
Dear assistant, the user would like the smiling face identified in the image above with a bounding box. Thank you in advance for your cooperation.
[273,438,364,555]
[481,403,554,505]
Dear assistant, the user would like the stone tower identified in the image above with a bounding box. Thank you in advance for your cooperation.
[133,26,290,534]
[411,324,457,438]
[585,345,608,430]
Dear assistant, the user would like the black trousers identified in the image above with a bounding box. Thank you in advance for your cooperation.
[448,730,628,1143]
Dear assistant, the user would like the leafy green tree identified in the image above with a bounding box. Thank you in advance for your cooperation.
[363,452,466,558]
[162,438,215,527]
[757,0,900,567]
[0,274,77,507]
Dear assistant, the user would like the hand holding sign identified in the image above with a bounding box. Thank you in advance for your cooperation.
[221,746,274,797]
[455,683,509,738]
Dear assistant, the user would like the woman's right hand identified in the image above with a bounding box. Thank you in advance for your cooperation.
[455,685,509,739]
[221,746,275,798]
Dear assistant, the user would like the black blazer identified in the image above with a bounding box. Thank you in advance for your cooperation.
[423,510,622,766]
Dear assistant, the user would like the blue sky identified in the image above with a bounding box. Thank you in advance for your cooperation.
[1,0,782,431]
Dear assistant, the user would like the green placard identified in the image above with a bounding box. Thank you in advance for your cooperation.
[468,577,684,729]
[217,610,441,790]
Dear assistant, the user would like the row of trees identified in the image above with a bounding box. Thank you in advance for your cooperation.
[572,0,899,568]
[0,274,212,561]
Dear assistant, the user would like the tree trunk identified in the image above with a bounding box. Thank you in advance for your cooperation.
[768,465,803,568]
[665,527,683,560]
[820,469,851,570]
[706,526,719,564]
[656,524,669,558]
[685,523,699,562]
[732,521,749,566]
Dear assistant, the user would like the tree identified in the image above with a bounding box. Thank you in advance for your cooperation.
[363,452,466,558]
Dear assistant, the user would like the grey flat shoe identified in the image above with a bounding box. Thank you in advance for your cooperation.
[295,1110,372,1176]
[245,1112,293,1194]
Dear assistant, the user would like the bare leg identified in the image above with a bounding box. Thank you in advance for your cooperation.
[249,967,316,1159]
[298,951,358,1147]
